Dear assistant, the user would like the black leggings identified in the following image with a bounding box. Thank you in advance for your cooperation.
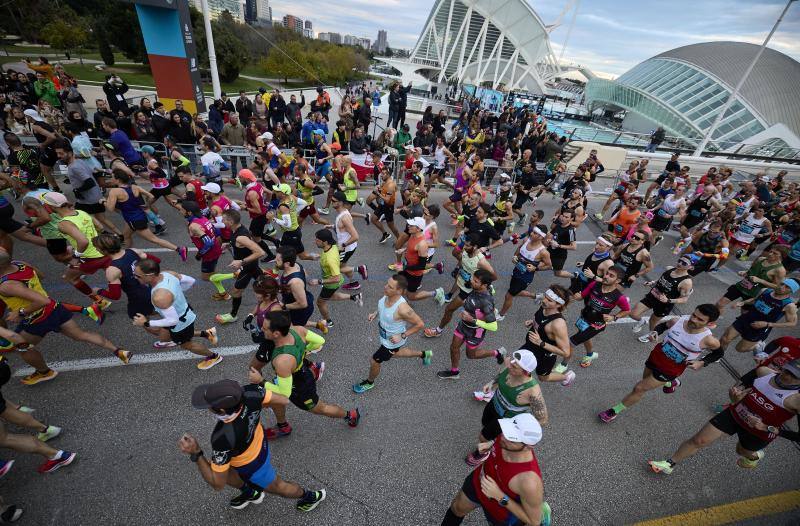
[480,401,503,440]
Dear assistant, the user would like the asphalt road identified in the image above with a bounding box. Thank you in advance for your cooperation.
[1,183,798,525]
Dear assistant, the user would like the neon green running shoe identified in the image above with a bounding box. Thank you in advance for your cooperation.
[648,459,674,475]
[540,501,552,526]
[422,350,433,366]
[215,313,237,324]
[736,450,764,469]
[552,363,568,374]
[37,425,61,442]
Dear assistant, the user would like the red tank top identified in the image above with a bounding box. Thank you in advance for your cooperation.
[189,217,222,262]
[187,179,207,209]
[212,196,233,240]
[405,234,424,277]
[471,440,543,522]
[245,183,268,219]
[762,337,800,369]
[732,373,799,440]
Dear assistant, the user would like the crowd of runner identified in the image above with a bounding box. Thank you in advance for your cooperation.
[0,63,798,524]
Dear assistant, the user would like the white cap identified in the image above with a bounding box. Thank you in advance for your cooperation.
[498,413,542,446]
[510,349,537,374]
[259,132,273,141]
[407,217,426,230]
[200,182,221,194]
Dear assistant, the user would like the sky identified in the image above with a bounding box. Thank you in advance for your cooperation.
[268,0,800,79]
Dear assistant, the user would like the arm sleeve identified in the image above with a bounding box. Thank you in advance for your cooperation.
[179,274,196,291]
[701,347,725,366]
[98,283,122,300]
[581,280,597,298]
[149,306,180,327]
[274,213,292,228]
[475,319,498,332]
[197,235,215,255]
[304,330,325,352]
[263,375,293,397]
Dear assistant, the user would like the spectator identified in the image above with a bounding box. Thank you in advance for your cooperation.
[398,82,412,127]
[349,126,368,154]
[432,109,447,136]
[219,113,246,173]
[60,75,86,119]
[268,90,286,129]
[168,111,195,144]
[235,90,254,123]
[285,92,305,127]
[6,107,28,136]
[138,97,155,118]
[246,121,260,147]
[645,126,666,153]
[208,100,224,136]
[254,89,268,121]
[395,123,412,152]
[24,56,55,81]
[219,91,235,119]
[332,120,349,148]
[388,83,402,129]
[102,117,143,167]
[33,71,60,108]
[151,102,170,140]
[284,122,300,148]
[338,94,355,132]
[354,97,372,131]
[102,74,130,114]
[413,124,435,154]
[311,86,332,118]
[170,99,193,125]
[133,111,159,143]
[92,100,116,139]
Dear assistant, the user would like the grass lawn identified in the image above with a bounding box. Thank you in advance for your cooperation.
[61,63,156,86]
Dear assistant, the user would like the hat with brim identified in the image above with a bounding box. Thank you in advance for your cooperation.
[191,380,243,410]
[407,217,426,230]
[200,182,221,194]
[498,413,542,446]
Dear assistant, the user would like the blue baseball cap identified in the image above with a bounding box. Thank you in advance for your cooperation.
[783,278,799,295]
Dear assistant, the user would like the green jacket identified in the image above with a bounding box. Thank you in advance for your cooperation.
[395,130,412,158]
[34,79,60,107]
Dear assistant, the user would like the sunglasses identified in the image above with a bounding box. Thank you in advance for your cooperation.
[633,235,645,241]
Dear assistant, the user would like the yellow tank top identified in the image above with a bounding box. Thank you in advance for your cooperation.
[280,197,299,232]
[0,262,50,314]
[60,210,103,259]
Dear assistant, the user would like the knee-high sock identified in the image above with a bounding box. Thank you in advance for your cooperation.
[209,273,234,293]
[231,296,242,317]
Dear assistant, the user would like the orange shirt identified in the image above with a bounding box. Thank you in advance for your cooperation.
[611,207,641,238]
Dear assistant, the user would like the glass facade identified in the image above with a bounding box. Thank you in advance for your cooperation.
[586,58,766,145]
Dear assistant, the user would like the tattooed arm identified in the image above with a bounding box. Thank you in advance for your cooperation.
[527,384,548,425]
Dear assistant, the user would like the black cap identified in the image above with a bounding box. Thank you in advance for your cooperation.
[191,380,243,410]
[315,228,335,244]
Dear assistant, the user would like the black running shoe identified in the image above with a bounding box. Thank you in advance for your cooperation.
[154,224,167,236]
[379,232,391,244]
[229,489,264,509]
[437,369,460,380]
[297,489,327,512]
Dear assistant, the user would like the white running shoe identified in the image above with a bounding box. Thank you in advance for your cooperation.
[632,318,648,333]
[561,370,576,387]
[638,331,658,344]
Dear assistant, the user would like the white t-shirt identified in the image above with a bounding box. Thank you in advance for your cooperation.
[201,151,225,181]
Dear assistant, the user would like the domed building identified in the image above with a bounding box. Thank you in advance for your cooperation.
[585,41,800,153]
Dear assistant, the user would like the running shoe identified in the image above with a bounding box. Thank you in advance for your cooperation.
[495,346,507,365]
[753,340,767,354]
[197,353,223,370]
[540,502,552,526]
[738,253,750,261]
[82,304,104,325]
[430,262,442,275]
[712,403,729,414]
[473,390,494,402]
[211,291,231,301]
[153,340,178,349]
[424,327,443,338]
[446,238,457,247]
[37,451,76,473]
[598,409,617,423]
[153,224,167,236]
[310,361,325,382]
[37,425,61,442]
[579,352,599,368]
[346,408,361,427]
[296,489,326,512]
[736,450,764,469]
[0,337,13,351]
[662,378,681,394]
[510,233,520,245]
[315,320,329,334]
[648,460,674,475]
[351,292,364,307]
[357,197,365,207]
[422,350,433,366]
[215,313,237,324]
[178,246,189,262]
[18,405,35,414]
[552,363,568,374]
[342,281,361,291]
[443,293,453,303]
[318,207,329,215]
[229,488,264,509]
[434,287,446,306]
[115,349,132,364]
[325,319,334,328]
[0,459,14,479]
[234,177,243,190]
[631,318,648,333]
[593,212,603,220]
[353,380,374,394]
[21,369,58,386]
[265,423,292,439]
[205,327,218,345]
[387,263,402,271]
[437,369,460,380]
[357,264,368,280]
[450,218,459,226]
[94,297,112,311]
[561,370,576,387]
[520,213,528,224]
[379,232,392,244]
[495,314,505,322]
[638,331,658,344]
[465,449,491,467]
[753,351,769,363]
[364,213,371,226]
[653,235,663,247]
[0,503,23,523]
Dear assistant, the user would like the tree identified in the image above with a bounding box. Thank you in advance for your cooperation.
[190,7,248,83]
[40,20,88,56]
[384,46,393,57]
[97,30,114,66]
[262,41,308,83]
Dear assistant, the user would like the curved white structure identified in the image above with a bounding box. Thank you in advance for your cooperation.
[379,0,559,94]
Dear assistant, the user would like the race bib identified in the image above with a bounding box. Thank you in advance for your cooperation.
[661,341,685,363]
[575,317,590,331]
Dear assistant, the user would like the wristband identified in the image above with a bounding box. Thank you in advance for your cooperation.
[190,450,204,463]
[144,321,150,328]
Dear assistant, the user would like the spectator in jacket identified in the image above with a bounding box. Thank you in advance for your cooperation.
[388,83,402,129]
[311,86,331,118]
[395,123,413,153]
[285,92,305,127]
[268,90,286,129]
[398,82,411,127]
[301,112,328,145]
[354,97,372,131]
[219,113,246,173]
[332,120,349,148]
[93,99,116,140]
[151,102,171,140]
[349,126,368,154]
[413,124,435,154]
[235,90,254,123]
[168,112,195,144]
[33,72,60,108]
[170,99,193,125]
[219,91,236,120]
[208,100,224,136]
[103,74,130,114]
[133,111,159,143]
[645,126,665,153]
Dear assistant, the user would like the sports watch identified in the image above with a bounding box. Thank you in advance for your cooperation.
[499,495,510,507]
[190,450,204,463]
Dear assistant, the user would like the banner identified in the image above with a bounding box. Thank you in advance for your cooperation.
[350,152,387,182]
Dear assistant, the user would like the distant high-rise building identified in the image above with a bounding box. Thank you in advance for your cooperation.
[244,0,257,24]
[329,32,342,45]
[318,32,330,42]
[343,34,355,46]
[358,38,371,50]
[304,20,312,31]
[256,0,272,25]
[197,0,243,22]
[373,30,388,53]
[282,14,304,33]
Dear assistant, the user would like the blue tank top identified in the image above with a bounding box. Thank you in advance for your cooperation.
[111,249,151,302]
[152,272,196,331]
[745,290,793,324]
[378,295,407,349]
[116,186,147,222]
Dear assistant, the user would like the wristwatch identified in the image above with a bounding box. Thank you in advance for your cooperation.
[767,425,779,435]
[499,495,510,507]
[190,450,204,463]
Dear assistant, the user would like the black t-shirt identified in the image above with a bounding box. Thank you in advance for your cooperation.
[466,218,502,247]
[550,223,576,259]
[210,384,267,470]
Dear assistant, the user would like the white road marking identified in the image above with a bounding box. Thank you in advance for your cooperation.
[12,344,257,376]
[143,247,199,253]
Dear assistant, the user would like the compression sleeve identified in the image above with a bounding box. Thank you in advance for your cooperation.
[145,253,161,263]
[98,283,122,300]
[274,213,292,228]
[404,259,428,271]
[304,330,325,352]
[475,320,498,332]
[701,347,724,366]
[179,274,196,291]
[263,375,293,397]
[149,306,180,327]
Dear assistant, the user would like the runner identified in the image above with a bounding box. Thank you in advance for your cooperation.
[0,251,129,385]
[674,183,723,253]
[368,166,402,244]
[310,229,363,328]
[517,285,574,386]
[104,170,189,259]
[467,348,548,468]
[443,152,472,219]
[274,246,319,330]
[567,235,614,295]
[0,172,48,255]
[176,200,225,295]
[606,196,642,245]
[648,359,800,474]
[131,258,222,369]
[558,188,587,228]
[249,310,360,438]
[272,183,315,261]
[717,279,798,355]
[715,246,787,312]
[548,210,577,279]
[440,413,551,526]
[395,217,444,302]
[723,206,772,266]
[424,234,496,338]
[21,190,70,263]
[612,231,654,288]
[683,219,729,275]
[353,274,430,393]
[630,256,695,343]
[437,269,502,380]
[92,232,157,320]
[238,169,276,263]
[649,186,687,246]
[565,265,631,370]
[181,379,326,510]
[213,210,266,324]
[598,305,721,422]
[330,192,368,291]
[496,226,551,320]
[295,163,330,227]
[203,182,237,243]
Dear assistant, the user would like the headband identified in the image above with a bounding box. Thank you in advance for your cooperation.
[532,227,545,237]
[597,236,613,247]
[545,288,565,305]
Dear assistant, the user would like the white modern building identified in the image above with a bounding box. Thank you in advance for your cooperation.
[375,0,560,93]
[585,42,800,154]
[190,0,243,22]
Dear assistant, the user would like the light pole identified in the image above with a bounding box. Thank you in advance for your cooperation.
[199,0,222,101]
[693,0,796,156]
